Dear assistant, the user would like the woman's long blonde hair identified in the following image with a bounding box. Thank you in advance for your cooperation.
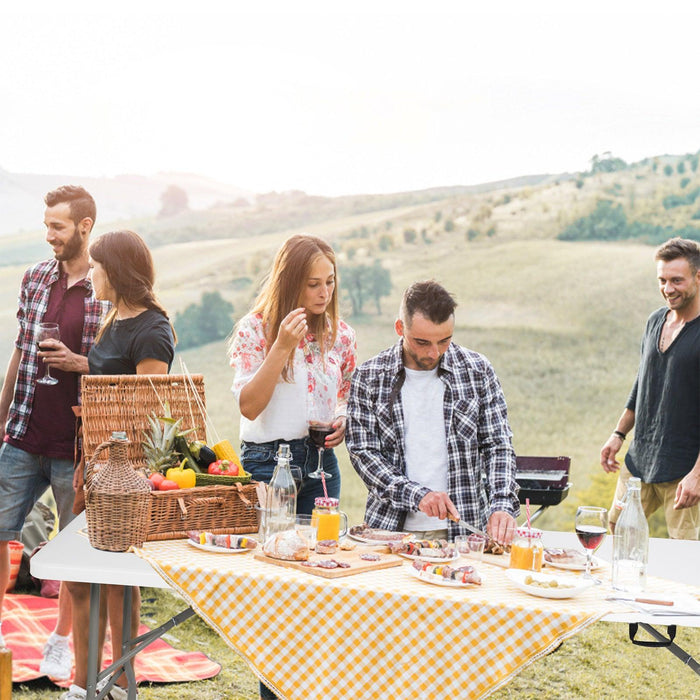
[240,234,339,381]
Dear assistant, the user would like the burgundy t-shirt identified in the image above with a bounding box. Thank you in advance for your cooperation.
[10,272,89,459]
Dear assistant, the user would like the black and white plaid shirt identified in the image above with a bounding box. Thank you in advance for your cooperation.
[346,340,519,539]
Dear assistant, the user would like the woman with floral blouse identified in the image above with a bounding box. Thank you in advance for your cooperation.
[228,234,357,514]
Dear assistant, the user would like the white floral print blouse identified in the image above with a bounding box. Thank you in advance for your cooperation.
[229,312,357,443]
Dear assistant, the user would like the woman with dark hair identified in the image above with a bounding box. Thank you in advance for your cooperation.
[86,229,176,374]
[229,233,356,700]
[62,230,175,700]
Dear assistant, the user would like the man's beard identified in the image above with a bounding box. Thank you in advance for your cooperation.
[54,228,83,261]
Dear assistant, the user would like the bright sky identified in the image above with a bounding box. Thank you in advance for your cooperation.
[2,1,700,196]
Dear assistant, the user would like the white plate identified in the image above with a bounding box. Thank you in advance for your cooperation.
[348,530,411,544]
[187,539,255,554]
[505,568,594,599]
[544,553,604,571]
[408,565,483,588]
[398,550,459,563]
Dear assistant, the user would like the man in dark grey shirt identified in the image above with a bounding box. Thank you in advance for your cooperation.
[600,237,700,539]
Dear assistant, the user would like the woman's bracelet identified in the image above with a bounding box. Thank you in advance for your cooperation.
[612,430,626,441]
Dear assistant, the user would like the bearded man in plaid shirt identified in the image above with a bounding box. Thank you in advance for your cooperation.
[0,186,107,679]
[347,280,519,544]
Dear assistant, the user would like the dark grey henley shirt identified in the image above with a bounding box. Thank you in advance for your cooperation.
[625,306,700,483]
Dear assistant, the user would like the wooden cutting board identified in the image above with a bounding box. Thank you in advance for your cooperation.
[254,548,404,578]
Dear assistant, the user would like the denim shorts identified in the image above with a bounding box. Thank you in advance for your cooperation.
[240,437,341,515]
[0,442,76,541]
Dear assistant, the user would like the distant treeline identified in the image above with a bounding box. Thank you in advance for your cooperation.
[558,200,700,245]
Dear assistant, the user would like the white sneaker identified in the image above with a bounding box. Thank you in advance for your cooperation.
[96,677,138,700]
[61,682,138,700]
[40,634,72,679]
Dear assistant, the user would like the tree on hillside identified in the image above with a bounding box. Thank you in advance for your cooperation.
[341,261,392,316]
[590,152,627,174]
[663,164,673,176]
[159,185,189,217]
[558,200,627,241]
[174,291,234,350]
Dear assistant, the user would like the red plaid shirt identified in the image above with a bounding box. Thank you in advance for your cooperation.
[5,259,107,441]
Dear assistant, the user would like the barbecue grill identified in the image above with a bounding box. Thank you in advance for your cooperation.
[515,455,570,522]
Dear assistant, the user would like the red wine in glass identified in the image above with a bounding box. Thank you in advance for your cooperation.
[575,525,606,551]
[308,423,334,449]
[574,506,608,580]
[307,421,334,479]
[36,322,60,385]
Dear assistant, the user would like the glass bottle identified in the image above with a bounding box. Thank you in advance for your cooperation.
[263,444,297,542]
[612,477,648,592]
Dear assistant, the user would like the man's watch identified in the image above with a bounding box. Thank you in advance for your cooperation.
[613,430,626,441]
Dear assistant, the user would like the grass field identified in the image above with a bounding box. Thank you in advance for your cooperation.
[4,171,700,698]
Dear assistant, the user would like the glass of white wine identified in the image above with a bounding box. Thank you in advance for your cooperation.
[36,323,60,385]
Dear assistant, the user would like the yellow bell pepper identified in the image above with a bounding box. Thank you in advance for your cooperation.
[166,460,197,489]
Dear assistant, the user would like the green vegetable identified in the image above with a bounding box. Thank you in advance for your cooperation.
[191,441,217,468]
[174,434,202,473]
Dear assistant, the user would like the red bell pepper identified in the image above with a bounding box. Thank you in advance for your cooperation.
[208,459,239,476]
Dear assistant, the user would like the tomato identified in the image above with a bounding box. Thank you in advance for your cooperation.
[158,479,180,491]
[208,459,239,476]
[149,472,165,487]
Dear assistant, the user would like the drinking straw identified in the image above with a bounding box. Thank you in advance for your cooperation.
[525,497,532,550]
[526,497,531,530]
[320,471,328,499]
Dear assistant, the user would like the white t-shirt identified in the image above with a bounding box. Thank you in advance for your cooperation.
[401,367,449,531]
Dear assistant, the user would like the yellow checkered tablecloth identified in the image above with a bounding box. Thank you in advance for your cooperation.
[133,541,696,700]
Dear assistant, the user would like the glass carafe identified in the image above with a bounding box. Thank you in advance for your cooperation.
[263,444,298,543]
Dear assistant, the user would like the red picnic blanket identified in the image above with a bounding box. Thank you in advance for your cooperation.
[2,593,221,685]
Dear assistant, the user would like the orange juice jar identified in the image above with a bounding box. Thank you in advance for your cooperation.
[311,497,345,542]
[509,527,544,571]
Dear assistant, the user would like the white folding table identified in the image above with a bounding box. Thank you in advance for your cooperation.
[31,514,700,699]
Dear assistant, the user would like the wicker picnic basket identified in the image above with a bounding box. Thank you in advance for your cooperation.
[85,434,151,551]
[80,374,260,541]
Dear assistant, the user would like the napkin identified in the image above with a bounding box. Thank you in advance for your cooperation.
[630,594,700,616]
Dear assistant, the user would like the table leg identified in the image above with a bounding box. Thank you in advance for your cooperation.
[121,586,137,699]
[632,623,700,676]
[86,582,101,700]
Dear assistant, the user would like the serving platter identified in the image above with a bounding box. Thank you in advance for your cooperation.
[544,551,604,571]
[347,528,411,545]
[505,568,594,599]
[187,540,256,554]
[254,549,404,578]
[408,566,483,588]
[398,550,459,563]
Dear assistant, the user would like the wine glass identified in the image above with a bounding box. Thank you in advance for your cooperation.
[307,401,334,480]
[36,323,60,385]
[575,506,608,581]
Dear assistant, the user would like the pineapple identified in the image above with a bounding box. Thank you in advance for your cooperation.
[142,412,182,474]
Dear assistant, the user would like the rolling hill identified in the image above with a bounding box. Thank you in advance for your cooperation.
[1,150,699,530]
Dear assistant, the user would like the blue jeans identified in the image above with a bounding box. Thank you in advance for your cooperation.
[241,437,341,515]
[0,442,76,541]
